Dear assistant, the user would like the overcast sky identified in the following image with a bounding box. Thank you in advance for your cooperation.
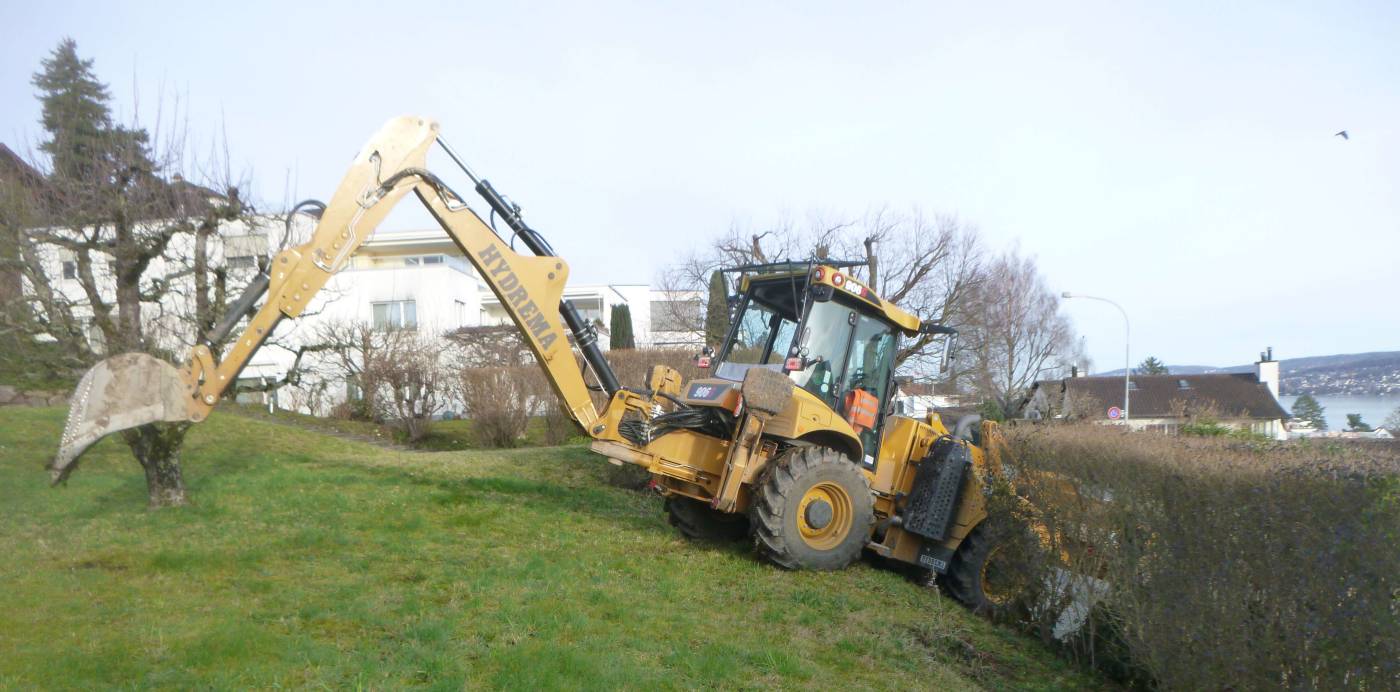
[2,1,1396,369]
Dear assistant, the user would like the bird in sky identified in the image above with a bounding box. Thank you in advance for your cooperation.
[1335,130,1349,140]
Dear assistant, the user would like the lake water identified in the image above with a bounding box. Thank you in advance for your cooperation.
[1277,394,1399,431]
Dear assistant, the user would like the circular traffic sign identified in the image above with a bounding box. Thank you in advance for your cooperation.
[1107,406,1122,420]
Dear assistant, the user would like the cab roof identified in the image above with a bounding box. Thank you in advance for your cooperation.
[730,261,923,336]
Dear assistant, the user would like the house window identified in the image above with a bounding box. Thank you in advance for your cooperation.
[403,254,446,267]
[62,261,77,280]
[570,297,603,324]
[372,300,417,330]
[454,300,467,327]
[227,255,257,271]
[650,299,703,332]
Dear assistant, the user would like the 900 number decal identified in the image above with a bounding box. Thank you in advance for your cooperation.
[687,383,725,400]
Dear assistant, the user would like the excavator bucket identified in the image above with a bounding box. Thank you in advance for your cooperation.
[51,353,192,484]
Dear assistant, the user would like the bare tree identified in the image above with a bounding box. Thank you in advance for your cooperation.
[447,324,535,368]
[3,40,274,506]
[297,319,453,441]
[298,319,384,420]
[366,328,450,442]
[959,248,1074,418]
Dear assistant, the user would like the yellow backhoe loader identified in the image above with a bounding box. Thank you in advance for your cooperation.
[53,116,1019,612]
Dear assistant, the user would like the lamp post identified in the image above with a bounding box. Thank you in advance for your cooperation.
[1061,292,1131,422]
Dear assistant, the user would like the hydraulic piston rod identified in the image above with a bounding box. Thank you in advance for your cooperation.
[436,138,621,396]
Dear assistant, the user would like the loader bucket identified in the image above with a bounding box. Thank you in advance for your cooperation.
[51,353,193,484]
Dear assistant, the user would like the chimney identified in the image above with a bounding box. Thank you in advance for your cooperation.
[1256,347,1279,399]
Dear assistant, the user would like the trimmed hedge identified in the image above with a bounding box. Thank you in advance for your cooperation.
[994,425,1400,689]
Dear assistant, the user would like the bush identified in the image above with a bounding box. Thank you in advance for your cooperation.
[455,349,703,449]
[584,348,703,410]
[992,424,1400,689]
[364,330,450,442]
[459,366,534,447]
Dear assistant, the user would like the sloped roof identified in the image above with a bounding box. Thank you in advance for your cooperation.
[0,143,46,188]
[1,143,228,224]
[1041,373,1288,420]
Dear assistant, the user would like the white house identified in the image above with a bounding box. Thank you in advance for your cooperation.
[244,228,703,414]
[16,177,703,416]
[890,379,964,418]
[1026,349,1291,441]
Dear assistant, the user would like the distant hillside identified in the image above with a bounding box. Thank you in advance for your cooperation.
[1098,351,1400,396]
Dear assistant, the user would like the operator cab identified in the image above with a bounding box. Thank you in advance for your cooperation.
[712,261,944,466]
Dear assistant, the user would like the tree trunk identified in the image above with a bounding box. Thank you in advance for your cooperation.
[121,422,191,508]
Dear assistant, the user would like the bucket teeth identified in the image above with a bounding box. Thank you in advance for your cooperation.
[51,353,192,483]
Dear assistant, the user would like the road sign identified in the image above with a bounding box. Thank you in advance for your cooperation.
[1107,406,1122,420]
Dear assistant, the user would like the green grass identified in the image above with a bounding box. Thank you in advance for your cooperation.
[227,403,571,451]
[0,407,1100,690]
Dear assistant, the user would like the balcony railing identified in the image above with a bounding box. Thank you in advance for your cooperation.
[345,255,473,275]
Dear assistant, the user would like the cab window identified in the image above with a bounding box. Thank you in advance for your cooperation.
[790,300,856,404]
[724,298,797,365]
[842,314,896,456]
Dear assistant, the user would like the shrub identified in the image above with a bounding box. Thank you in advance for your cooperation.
[362,329,450,442]
[609,304,635,350]
[454,348,703,449]
[459,366,534,447]
[525,372,582,446]
[992,424,1400,689]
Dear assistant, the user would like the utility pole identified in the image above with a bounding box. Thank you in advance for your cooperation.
[1062,292,1131,422]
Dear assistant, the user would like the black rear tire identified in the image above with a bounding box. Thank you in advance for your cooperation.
[665,495,750,541]
[749,446,874,571]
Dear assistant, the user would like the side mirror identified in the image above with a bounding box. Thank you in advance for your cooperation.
[939,332,958,374]
[920,323,959,374]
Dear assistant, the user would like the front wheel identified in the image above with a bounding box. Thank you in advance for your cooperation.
[943,523,1030,617]
[749,447,875,571]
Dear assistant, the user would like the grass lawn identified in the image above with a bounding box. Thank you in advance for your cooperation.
[227,403,572,452]
[0,407,1099,690]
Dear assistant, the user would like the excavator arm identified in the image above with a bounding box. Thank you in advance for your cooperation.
[54,116,614,478]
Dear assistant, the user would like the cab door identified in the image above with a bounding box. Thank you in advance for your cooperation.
[838,313,897,467]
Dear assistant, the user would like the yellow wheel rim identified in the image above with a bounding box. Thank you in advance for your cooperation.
[796,481,854,550]
[979,544,1021,606]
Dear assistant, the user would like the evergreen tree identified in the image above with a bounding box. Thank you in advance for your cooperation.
[1135,356,1169,375]
[1290,394,1327,431]
[977,398,1007,423]
[1345,413,1373,433]
[18,40,243,507]
[32,38,115,180]
[704,270,731,346]
[609,304,635,350]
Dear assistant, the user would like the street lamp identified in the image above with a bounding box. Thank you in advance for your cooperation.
[1061,292,1131,422]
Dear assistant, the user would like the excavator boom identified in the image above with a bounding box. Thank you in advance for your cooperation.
[53,116,611,477]
[46,117,1017,598]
